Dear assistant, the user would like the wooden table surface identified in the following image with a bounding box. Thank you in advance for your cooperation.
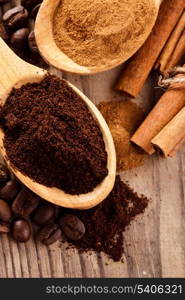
[0,0,185,278]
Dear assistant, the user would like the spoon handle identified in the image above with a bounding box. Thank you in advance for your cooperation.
[0,38,45,104]
[155,0,163,7]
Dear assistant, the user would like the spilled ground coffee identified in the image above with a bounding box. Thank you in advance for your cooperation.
[63,175,149,261]
[0,75,108,194]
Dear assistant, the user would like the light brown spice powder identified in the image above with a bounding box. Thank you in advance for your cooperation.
[53,0,157,67]
[98,100,146,172]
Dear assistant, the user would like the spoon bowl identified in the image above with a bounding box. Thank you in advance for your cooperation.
[0,38,116,209]
[35,0,161,75]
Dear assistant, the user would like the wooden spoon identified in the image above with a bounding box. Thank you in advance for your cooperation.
[0,38,116,209]
[35,0,161,75]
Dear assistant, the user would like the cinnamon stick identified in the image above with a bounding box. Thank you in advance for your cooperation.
[131,66,185,154]
[152,107,185,157]
[155,11,185,73]
[168,136,185,157]
[115,0,185,97]
[165,30,185,72]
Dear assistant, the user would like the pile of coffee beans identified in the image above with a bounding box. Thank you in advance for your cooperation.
[0,0,47,68]
[0,162,86,245]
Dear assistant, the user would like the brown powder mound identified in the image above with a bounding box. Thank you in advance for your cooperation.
[64,175,149,261]
[109,124,130,157]
[98,100,146,171]
[53,0,157,67]
[0,75,108,195]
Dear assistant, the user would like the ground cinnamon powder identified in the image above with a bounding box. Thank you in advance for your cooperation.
[53,0,157,67]
[63,175,149,261]
[98,100,146,171]
[0,75,108,195]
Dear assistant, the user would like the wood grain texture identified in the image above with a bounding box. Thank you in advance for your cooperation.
[0,0,185,278]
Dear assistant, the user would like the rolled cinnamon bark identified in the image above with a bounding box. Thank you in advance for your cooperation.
[131,66,185,154]
[152,107,185,157]
[155,11,185,73]
[166,30,185,72]
[115,0,185,97]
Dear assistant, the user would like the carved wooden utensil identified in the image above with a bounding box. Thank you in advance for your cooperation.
[0,38,116,209]
[35,0,161,75]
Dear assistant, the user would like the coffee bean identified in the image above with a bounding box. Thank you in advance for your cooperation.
[0,178,20,201]
[0,199,12,222]
[0,22,9,41]
[33,204,55,225]
[30,4,41,20]
[32,222,40,234]
[0,163,9,185]
[10,28,29,52]
[3,6,28,30]
[12,188,40,217]
[12,219,31,242]
[21,0,42,11]
[59,214,85,241]
[10,28,29,51]
[0,222,10,233]
[28,31,38,53]
[36,223,61,245]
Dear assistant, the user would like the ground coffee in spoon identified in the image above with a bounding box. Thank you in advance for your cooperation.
[0,75,108,195]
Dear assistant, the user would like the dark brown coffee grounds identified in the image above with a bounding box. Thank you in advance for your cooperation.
[0,161,149,262]
[62,175,149,261]
[0,75,108,194]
